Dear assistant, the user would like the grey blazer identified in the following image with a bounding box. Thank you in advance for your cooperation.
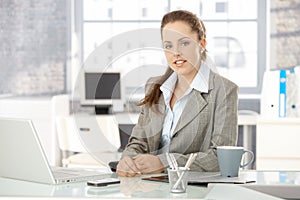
[123,69,238,172]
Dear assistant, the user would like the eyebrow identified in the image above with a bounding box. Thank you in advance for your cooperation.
[178,37,191,42]
[163,37,191,43]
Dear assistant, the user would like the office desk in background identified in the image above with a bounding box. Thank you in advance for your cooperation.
[256,117,300,170]
[1,171,300,199]
[237,115,300,171]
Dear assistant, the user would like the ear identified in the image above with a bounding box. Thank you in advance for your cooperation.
[200,38,207,49]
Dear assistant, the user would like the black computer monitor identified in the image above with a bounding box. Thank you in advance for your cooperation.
[80,70,124,113]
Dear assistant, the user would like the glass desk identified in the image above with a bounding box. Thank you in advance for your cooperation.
[0,171,299,199]
[0,175,207,199]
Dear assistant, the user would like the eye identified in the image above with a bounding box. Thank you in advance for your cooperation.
[164,44,172,49]
[180,41,190,47]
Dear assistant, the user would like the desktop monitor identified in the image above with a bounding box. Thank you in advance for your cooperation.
[80,70,124,113]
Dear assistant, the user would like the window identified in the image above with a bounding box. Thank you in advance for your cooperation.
[73,0,266,98]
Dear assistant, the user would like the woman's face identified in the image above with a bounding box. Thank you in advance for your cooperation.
[162,21,203,80]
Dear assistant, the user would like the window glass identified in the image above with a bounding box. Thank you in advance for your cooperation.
[81,0,263,94]
[84,23,113,61]
[200,0,227,19]
[111,49,167,101]
[111,0,140,20]
[228,0,257,19]
[84,0,168,21]
[206,21,257,87]
[138,0,168,20]
[84,0,113,20]
[200,0,257,20]
[170,0,202,16]
[84,22,162,67]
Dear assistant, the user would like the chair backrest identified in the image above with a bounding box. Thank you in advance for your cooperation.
[55,116,87,152]
[55,115,121,153]
[51,94,71,165]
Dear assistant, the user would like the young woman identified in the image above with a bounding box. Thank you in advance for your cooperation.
[117,10,238,177]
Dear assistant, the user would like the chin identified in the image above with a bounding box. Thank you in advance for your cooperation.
[174,69,190,76]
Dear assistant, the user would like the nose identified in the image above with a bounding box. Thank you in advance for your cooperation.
[172,47,182,57]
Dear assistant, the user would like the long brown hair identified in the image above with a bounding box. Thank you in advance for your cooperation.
[138,10,207,107]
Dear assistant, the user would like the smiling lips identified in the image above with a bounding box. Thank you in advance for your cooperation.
[173,59,187,67]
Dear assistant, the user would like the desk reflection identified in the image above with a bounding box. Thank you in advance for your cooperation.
[119,176,161,196]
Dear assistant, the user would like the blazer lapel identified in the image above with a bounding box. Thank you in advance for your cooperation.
[172,90,207,135]
[172,70,215,136]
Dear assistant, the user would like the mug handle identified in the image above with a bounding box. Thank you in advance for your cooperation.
[240,150,254,168]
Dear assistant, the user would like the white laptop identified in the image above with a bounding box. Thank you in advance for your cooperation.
[0,117,112,184]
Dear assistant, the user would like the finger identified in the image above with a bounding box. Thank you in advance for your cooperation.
[132,157,148,172]
[116,163,128,177]
[116,169,127,177]
[124,157,141,173]
[117,158,138,177]
[117,163,138,177]
[133,155,151,172]
[117,170,136,177]
[135,162,146,172]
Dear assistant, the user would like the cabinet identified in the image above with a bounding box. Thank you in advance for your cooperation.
[256,118,300,170]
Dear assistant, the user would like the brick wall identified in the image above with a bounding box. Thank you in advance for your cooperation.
[271,0,300,69]
[0,0,67,96]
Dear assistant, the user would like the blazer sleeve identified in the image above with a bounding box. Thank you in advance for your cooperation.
[121,77,159,157]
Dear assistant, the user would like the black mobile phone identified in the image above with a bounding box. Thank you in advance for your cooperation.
[87,178,120,187]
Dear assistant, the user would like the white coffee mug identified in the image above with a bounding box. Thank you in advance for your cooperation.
[217,146,254,177]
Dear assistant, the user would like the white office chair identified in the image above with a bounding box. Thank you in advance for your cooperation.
[55,115,122,172]
[51,94,71,166]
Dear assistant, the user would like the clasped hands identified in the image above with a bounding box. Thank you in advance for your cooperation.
[116,154,164,177]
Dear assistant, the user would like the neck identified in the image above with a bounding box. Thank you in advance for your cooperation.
[177,75,191,91]
[177,68,198,89]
